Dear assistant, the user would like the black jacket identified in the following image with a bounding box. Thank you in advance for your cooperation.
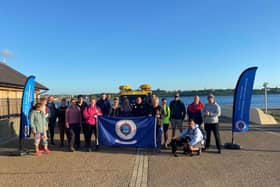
[76,101,88,121]
[57,106,67,124]
[132,103,147,116]
[169,100,186,120]
[148,105,164,126]
[109,107,121,117]
[97,99,111,116]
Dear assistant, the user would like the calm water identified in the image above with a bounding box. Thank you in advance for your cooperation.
[164,94,280,108]
[57,94,280,108]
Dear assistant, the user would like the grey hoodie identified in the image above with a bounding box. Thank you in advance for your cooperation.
[202,102,221,124]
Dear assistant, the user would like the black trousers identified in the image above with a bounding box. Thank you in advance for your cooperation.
[69,124,81,148]
[48,119,56,142]
[171,138,189,154]
[205,123,221,150]
[81,122,87,143]
[58,122,71,144]
[84,124,97,147]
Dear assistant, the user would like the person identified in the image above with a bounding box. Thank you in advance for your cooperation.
[171,119,203,157]
[40,98,49,119]
[30,103,50,156]
[76,95,88,146]
[47,96,57,145]
[109,97,121,117]
[132,96,146,116]
[120,97,132,117]
[187,96,204,126]
[187,95,206,140]
[83,97,102,152]
[97,93,111,116]
[161,98,171,149]
[202,93,222,154]
[144,94,156,111]
[148,96,164,152]
[169,93,186,137]
[57,98,70,147]
[66,98,82,152]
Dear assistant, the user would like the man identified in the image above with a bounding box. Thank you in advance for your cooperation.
[109,97,121,117]
[57,98,71,147]
[169,93,186,137]
[47,96,57,145]
[171,119,203,157]
[187,95,206,140]
[76,95,88,145]
[132,96,146,116]
[187,95,204,126]
[97,93,111,116]
[202,93,222,154]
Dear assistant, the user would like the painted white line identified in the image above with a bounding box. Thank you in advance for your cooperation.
[129,149,148,187]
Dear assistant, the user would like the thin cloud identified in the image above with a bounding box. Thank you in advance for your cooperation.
[0,49,15,58]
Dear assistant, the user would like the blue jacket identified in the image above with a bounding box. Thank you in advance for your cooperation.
[179,125,203,146]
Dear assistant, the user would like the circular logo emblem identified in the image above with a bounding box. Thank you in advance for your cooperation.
[115,120,137,140]
[235,120,247,131]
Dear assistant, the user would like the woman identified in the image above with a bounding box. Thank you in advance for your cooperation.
[57,98,70,147]
[161,98,171,149]
[148,96,164,152]
[202,94,222,154]
[109,97,121,117]
[66,98,82,152]
[83,97,102,152]
[119,97,132,117]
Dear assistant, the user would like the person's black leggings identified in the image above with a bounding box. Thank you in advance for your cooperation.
[205,123,221,150]
[69,124,81,149]
[48,119,56,143]
[84,124,97,147]
[58,122,71,144]
[81,122,87,144]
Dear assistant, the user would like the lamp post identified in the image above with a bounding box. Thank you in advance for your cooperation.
[263,82,269,113]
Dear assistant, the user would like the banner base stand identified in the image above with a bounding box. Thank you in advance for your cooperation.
[224,142,241,150]
[9,149,30,157]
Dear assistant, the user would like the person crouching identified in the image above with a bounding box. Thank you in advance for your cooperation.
[171,119,203,157]
[30,103,51,156]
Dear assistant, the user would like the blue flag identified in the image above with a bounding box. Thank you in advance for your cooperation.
[97,116,156,148]
[20,76,35,139]
[232,67,257,133]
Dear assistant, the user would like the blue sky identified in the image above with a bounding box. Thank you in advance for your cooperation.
[1,0,280,94]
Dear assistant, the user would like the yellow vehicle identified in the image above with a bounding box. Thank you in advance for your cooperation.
[119,84,152,104]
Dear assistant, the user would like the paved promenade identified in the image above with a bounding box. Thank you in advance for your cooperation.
[0,123,279,187]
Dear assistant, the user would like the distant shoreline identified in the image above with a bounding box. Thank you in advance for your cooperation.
[46,88,280,97]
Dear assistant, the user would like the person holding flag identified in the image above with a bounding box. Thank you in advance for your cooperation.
[148,96,164,152]
[83,97,102,152]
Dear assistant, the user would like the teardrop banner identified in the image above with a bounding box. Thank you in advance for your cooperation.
[224,67,258,149]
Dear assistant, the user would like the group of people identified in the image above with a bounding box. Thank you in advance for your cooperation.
[30,92,222,156]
